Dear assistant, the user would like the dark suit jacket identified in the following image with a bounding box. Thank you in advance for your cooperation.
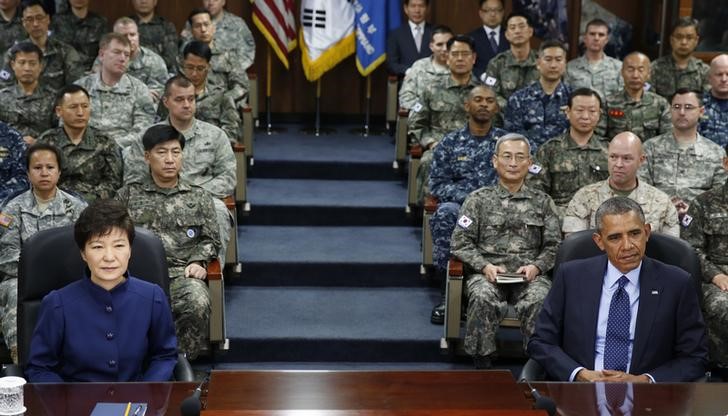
[469,26,509,78]
[386,23,433,76]
[528,255,708,382]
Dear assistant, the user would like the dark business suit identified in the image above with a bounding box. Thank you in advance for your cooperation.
[528,255,708,382]
[386,22,433,76]
[468,26,509,78]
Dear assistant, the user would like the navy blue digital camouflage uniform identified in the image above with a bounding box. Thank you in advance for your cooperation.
[0,122,28,206]
[699,93,728,148]
[504,81,570,149]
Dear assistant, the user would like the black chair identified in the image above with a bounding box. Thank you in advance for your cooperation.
[519,229,703,381]
[9,225,194,381]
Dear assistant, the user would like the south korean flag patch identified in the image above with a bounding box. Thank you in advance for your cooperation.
[412,102,423,113]
[0,70,9,81]
[457,215,473,229]
[681,214,693,228]
[528,164,542,174]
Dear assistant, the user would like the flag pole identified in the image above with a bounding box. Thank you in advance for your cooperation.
[315,77,322,136]
[364,75,371,137]
[266,45,273,135]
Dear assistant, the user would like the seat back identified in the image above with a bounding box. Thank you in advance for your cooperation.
[16,226,170,366]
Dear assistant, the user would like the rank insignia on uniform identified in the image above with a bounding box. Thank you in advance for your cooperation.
[412,102,423,112]
[485,76,497,86]
[0,146,8,158]
[0,70,9,81]
[0,212,13,228]
[457,155,469,161]
[643,82,651,91]
[528,164,542,174]
[608,108,625,118]
[681,214,693,227]
[186,228,197,238]
[457,215,473,229]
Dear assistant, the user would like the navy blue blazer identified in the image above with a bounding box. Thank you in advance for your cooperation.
[386,23,433,76]
[528,255,708,382]
[468,26,509,78]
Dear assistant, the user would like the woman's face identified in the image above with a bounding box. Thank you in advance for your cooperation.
[81,227,131,290]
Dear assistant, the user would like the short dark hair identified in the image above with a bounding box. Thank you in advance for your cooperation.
[670,88,703,104]
[671,16,699,34]
[505,12,531,28]
[585,18,610,34]
[182,40,212,62]
[594,197,645,232]
[163,74,194,98]
[9,41,43,63]
[19,0,49,17]
[430,25,454,42]
[74,199,136,251]
[479,0,505,7]
[54,84,89,108]
[188,7,211,25]
[142,124,185,151]
[538,39,567,56]
[446,34,476,52]
[403,0,429,5]
[569,87,602,109]
[26,142,62,172]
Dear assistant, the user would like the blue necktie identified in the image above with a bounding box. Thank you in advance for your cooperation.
[488,31,499,52]
[604,275,631,372]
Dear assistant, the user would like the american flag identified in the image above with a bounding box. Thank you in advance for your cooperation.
[251,0,297,69]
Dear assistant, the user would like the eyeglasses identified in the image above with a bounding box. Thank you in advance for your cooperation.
[22,15,47,24]
[182,64,208,73]
[497,154,529,163]
[671,104,700,112]
[480,7,503,13]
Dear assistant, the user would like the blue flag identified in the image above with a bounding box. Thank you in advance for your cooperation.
[353,0,401,76]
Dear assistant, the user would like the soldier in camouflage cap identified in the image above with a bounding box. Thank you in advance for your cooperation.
[450,133,561,368]
[0,42,56,145]
[0,143,86,363]
[699,54,728,148]
[398,25,452,110]
[484,12,539,110]
[37,85,123,202]
[563,132,679,237]
[428,85,507,324]
[639,89,727,216]
[0,121,27,205]
[112,17,168,102]
[75,33,156,149]
[597,52,671,141]
[407,34,481,205]
[504,39,570,149]
[528,88,609,212]
[0,0,24,56]
[131,0,179,72]
[681,144,728,369]
[116,124,221,359]
[0,1,84,90]
[565,19,623,102]
[50,0,108,70]
[651,17,710,99]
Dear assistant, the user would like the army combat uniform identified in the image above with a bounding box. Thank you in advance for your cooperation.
[681,179,728,366]
[565,55,623,102]
[398,56,449,110]
[699,92,728,148]
[1,38,85,91]
[37,126,123,201]
[650,55,709,99]
[126,46,169,101]
[450,184,561,358]
[181,10,255,70]
[50,10,108,70]
[0,83,56,140]
[484,49,539,109]
[596,89,671,141]
[0,122,28,205]
[0,188,86,360]
[504,81,570,148]
[116,177,221,359]
[132,14,179,72]
[0,12,23,56]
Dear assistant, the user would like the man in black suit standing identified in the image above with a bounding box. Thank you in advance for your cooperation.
[386,0,432,77]
[469,0,510,79]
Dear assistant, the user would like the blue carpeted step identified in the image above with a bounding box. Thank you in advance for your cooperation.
[221,286,444,362]
[242,178,410,226]
[235,225,423,287]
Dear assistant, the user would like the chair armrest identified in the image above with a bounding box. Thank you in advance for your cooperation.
[518,358,547,381]
[1,364,23,377]
[173,353,195,381]
[246,69,257,80]
[424,195,439,214]
[222,196,235,211]
[398,108,410,117]
[409,144,424,159]
[448,258,464,278]
[207,259,222,282]
[232,143,245,153]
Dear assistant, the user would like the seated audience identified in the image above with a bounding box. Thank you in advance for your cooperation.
[0,143,86,363]
[565,19,622,102]
[37,85,123,201]
[398,25,452,111]
[0,121,28,205]
[699,54,728,147]
[130,0,179,72]
[450,133,561,369]
[468,0,509,79]
[49,0,107,70]
[651,17,709,99]
[528,196,708,382]
[25,198,177,382]
[386,0,431,78]
[0,0,24,56]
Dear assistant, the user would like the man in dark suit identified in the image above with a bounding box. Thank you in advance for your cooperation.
[469,0,510,79]
[386,0,432,77]
[528,196,708,382]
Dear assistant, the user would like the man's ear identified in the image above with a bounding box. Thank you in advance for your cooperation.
[592,232,605,252]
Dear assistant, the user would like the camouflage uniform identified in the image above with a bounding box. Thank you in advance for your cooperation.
[123,46,168,100]
[699,92,728,147]
[0,122,28,205]
[0,83,56,139]
[407,75,481,203]
[132,14,179,71]
[0,188,86,355]
[565,55,623,101]
[74,72,156,149]
[0,38,85,91]
[398,56,449,110]
[429,125,507,269]
[450,183,561,357]
[181,10,255,69]
[650,55,710,99]
[528,132,610,210]
[504,81,571,148]
[50,11,108,70]
[205,42,250,110]
[37,126,123,201]
[116,176,221,359]
[562,178,680,236]
[681,179,728,366]
[484,49,539,109]
[639,132,727,202]
[596,89,671,141]
[0,12,24,56]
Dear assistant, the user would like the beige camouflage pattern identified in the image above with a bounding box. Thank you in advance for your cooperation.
[639,132,727,202]
[126,46,169,100]
[484,49,539,109]
[398,56,449,110]
[181,10,255,70]
[596,89,671,141]
[0,83,56,139]
[650,55,710,99]
[565,55,623,101]
[562,179,680,236]
[50,11,108,70]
